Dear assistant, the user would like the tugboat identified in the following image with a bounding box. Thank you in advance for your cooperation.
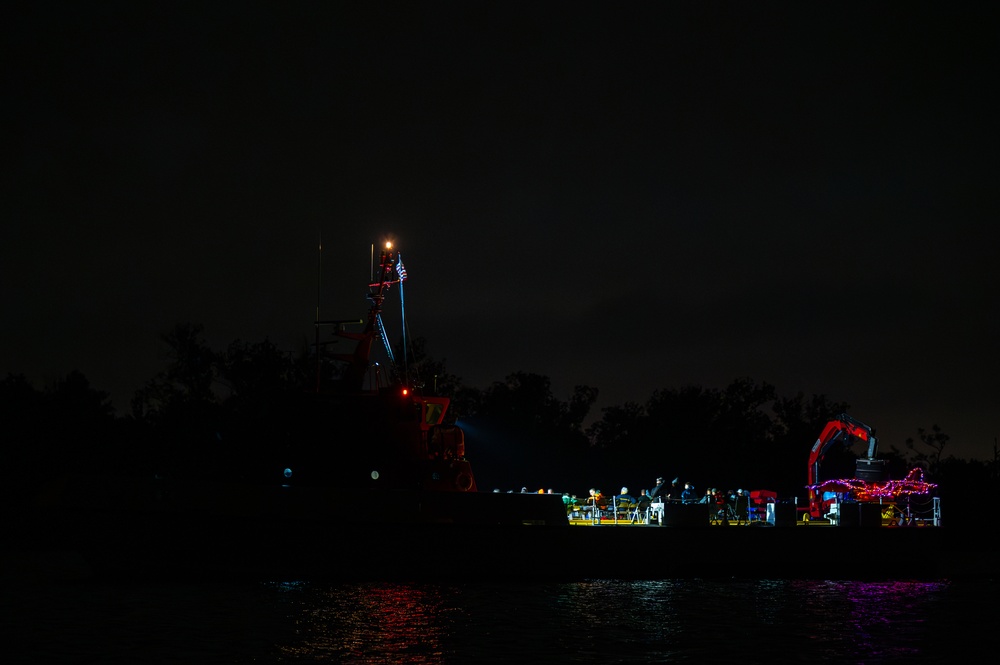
[6,240,569,583]
[272,240,568,526]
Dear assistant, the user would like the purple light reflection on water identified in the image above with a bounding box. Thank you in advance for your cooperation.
[753,580,952,663]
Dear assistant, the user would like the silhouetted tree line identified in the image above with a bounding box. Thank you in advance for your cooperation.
[3,324,997,523]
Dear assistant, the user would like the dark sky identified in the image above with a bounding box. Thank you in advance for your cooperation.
[5,2,998,460]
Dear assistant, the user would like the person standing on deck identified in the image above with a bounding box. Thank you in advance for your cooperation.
[649,477,666,502]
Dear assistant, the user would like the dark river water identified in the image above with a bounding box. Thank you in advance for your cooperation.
[5,576,992,663]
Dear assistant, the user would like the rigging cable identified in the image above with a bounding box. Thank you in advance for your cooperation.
[397,253,409,386]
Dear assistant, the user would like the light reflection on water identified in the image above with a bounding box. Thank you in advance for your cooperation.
[267,578,974,664]
[7,577,989,663]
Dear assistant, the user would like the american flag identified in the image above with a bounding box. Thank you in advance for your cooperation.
[396,256,408,281]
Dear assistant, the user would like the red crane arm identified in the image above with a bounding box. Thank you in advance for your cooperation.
[806,413,876,518]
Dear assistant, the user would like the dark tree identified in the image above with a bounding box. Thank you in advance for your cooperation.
[130,323,224,478]
[1,370,127,501]
[460,372,596,492]
[769,391,855,497]
[905,424,950,473]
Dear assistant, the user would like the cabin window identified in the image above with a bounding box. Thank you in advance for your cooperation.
[424,402,444,425]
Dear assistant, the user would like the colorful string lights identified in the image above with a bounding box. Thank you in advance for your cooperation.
[807,467,937,501]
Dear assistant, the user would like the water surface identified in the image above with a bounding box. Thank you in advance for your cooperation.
[6,577,989,663]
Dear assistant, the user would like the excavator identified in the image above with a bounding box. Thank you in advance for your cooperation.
[806,413,887,519]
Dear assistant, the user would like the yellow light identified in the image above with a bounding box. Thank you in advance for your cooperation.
[385,241,393,250]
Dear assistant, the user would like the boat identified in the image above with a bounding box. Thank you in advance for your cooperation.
[5,241,569,581]
[5,242,989,585]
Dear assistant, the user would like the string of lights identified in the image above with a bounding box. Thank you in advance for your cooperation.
[807,467,937,501]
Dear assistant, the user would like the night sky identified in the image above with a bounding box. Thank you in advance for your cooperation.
[5,2,997,460]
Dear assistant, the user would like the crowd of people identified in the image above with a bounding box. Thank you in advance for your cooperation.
[496,477,757,524]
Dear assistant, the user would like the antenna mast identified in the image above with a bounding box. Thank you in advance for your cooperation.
[315,233,323,392]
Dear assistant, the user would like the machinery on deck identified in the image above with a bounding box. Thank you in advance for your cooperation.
[805,413,941,525]
[806,413,886,519]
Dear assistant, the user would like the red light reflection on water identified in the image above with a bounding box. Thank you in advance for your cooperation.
[275,582,452,663]
[269,578,958,663]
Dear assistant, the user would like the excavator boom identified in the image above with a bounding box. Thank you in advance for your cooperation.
[806,413,877,518]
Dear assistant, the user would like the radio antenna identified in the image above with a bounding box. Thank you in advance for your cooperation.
[316,232,323,323]
[315,232,322,392]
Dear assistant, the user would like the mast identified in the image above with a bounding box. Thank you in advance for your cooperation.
[315,233,322,392]
[326,240,405,391]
